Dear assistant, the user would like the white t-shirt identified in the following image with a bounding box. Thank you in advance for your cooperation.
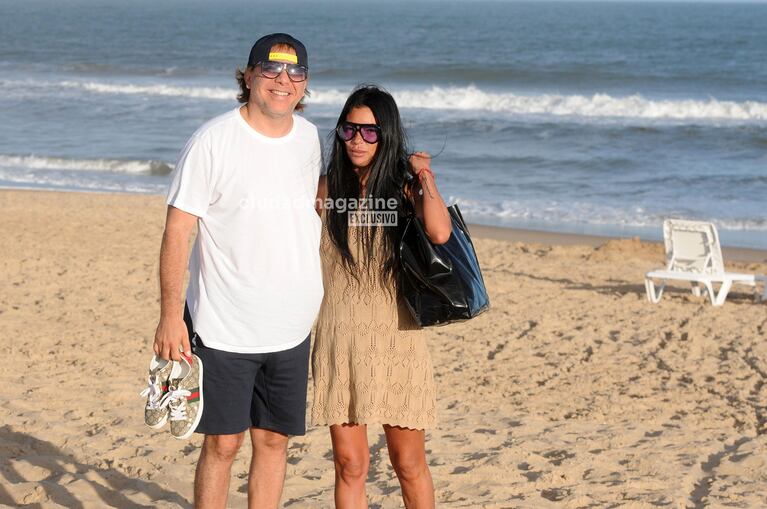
[167,107,324,353]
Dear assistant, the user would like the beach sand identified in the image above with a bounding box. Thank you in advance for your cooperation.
[2,189,766,508]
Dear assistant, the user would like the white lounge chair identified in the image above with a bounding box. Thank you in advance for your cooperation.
[645,219,767,306]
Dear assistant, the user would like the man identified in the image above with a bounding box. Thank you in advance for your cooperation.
[154,33,324,508]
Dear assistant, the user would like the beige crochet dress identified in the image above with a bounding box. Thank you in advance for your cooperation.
[311,216,437,430]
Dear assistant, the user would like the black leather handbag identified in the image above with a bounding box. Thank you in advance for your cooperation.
[399,203,490,327]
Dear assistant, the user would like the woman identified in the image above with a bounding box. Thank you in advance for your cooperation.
[312,85,452,508]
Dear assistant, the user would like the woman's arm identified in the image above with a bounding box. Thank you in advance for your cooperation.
[315,175,327,215]
[408,152,452,244]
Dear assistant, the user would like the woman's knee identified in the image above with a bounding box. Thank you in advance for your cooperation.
[203,433,244,462]
[390,452,428,482]
[334,452,370,482]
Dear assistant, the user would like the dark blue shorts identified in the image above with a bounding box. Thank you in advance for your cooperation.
[184,305,310,436]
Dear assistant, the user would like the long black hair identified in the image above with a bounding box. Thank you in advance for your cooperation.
[326,84,412,291]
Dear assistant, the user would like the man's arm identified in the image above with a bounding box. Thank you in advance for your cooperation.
[154,205,198,361]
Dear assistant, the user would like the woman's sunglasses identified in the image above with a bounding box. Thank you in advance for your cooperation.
[336,122,381,144]
[257,61,308,83]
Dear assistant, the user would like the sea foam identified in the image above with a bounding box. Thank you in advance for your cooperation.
[0,155,173,175]
[47,80,767,123]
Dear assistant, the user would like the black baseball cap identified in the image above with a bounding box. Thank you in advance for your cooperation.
[247,33,308,69]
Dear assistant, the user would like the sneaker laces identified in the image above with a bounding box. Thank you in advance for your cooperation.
[139,375,164,409]
[162,386,192,422]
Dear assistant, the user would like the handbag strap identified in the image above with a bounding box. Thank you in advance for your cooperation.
[400,176,417,219]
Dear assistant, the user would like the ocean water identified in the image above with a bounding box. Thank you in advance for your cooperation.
[1,0,766,247]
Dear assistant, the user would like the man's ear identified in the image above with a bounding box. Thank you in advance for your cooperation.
[244,68,254,89]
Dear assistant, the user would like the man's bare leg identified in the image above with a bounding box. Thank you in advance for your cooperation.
[248,427,290,509]
[194,432,245,509]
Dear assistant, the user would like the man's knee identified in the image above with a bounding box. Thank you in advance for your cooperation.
[251,428,289,453]
[203,433,245,463]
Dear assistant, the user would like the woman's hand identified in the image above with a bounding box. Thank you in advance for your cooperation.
[409,151,433,179]
[406,151,451,244]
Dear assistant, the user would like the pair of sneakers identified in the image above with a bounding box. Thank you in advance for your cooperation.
[140,353,204,440]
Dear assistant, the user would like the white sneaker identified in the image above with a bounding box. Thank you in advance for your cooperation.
[165,353,204,440]
[139,355,174,429]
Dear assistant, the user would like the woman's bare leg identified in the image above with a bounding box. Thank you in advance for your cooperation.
[383,425,434,509]
[330,423,370,509]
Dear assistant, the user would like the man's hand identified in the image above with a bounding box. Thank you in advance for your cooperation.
[154,316,191,361]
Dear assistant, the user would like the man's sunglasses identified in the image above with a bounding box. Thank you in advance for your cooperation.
[336,122,382,144]
[257,61,308,83]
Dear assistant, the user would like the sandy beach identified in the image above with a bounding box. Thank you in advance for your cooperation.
[1,188,766,508]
